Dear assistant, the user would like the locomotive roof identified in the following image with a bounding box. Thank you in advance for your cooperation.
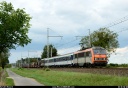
[74,46,105,54]
[92,46,105,49]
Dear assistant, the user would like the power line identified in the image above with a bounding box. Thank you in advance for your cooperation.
[58,44,80,55]
[116,28,128,33]
[49,28,63,37]
[104,15,128,28]
[55,38,80,48]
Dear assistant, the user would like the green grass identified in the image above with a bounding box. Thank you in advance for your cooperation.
[5,77,14,86]
[10,68,128,86]
[4,68,15,86]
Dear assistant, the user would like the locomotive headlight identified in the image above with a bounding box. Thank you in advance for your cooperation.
[95,58,97,60]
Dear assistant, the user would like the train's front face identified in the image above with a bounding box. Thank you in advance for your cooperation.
[92,47,108,66]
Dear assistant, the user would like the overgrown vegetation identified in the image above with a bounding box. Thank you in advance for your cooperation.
[106,63,128,68]
[10,68,128,86]
[5,69,14,86]
[0,68,14,86]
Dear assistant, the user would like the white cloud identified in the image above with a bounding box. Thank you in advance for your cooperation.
[109,46,128,64]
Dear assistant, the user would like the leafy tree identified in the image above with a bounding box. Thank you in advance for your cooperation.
[41,44,57,59]
[80,28,119,57]
[0,1,32,53]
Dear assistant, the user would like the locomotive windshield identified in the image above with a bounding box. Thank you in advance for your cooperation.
[93,49,106,54]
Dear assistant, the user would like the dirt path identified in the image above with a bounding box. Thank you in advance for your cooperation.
[6,68,44,86]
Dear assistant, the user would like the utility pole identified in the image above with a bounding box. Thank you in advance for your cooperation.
[21,52,22,68]
[88,29,91,47]
[28,50,29,69]
[76,29,91,48]
[28,50,37,68]
[76,36,85,48]
[47,28,49,59]
[47,28,63,66]
[51,47,52,57]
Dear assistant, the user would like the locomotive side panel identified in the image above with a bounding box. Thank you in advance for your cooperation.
[85,51,92,63]
[77,52,85,66]
[73,54,78,66]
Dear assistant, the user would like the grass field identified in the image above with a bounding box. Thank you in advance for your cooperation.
[5,69,15,86]
[0,68,14,86]
[10,68,128,86]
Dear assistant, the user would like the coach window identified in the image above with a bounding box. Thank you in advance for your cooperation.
[54,59,56,62]
[63,57,65,61]
[52,59,54,62]
[67,57,69,60]
[75,54,78,58]
[78,52,84,58]
[58,58,60,62]
[60,58,62,61]
[65,57,67,61]
[59,57,61,61]
[56,58,58,62]
[61,57,63,61]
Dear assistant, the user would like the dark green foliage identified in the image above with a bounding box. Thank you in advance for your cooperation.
[41,44,57,59]
[109,63,118,67]
[107,63,128,67]
[0,1,31,69]
[80,28,119,57]
[0,1,32,53]
[0,48,10,69]
[5,64,12,68]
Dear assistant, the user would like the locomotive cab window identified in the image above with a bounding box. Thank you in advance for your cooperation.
[93,49,106,54]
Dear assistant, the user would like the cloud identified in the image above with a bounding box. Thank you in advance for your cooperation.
[3,0,128,63]
[109,46,128,64]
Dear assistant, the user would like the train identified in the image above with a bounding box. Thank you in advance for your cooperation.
[22,46,108,68]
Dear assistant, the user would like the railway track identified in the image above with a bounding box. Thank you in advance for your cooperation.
[49,67,128,77]
[27,67,128,77]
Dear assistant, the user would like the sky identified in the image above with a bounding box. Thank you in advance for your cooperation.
[2,0,128,64]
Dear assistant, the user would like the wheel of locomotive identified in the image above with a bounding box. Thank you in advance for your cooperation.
[86,63,91,68]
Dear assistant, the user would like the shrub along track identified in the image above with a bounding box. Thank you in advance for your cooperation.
[48,67,128,77]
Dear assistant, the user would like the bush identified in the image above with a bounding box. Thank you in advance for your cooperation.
[18,67,24,70]
[5,64,12,68]
[119,64,128,67]
[109,63,118,67]
[0,67,2,71]
[107,63,128,68]
[43,67,50,71]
